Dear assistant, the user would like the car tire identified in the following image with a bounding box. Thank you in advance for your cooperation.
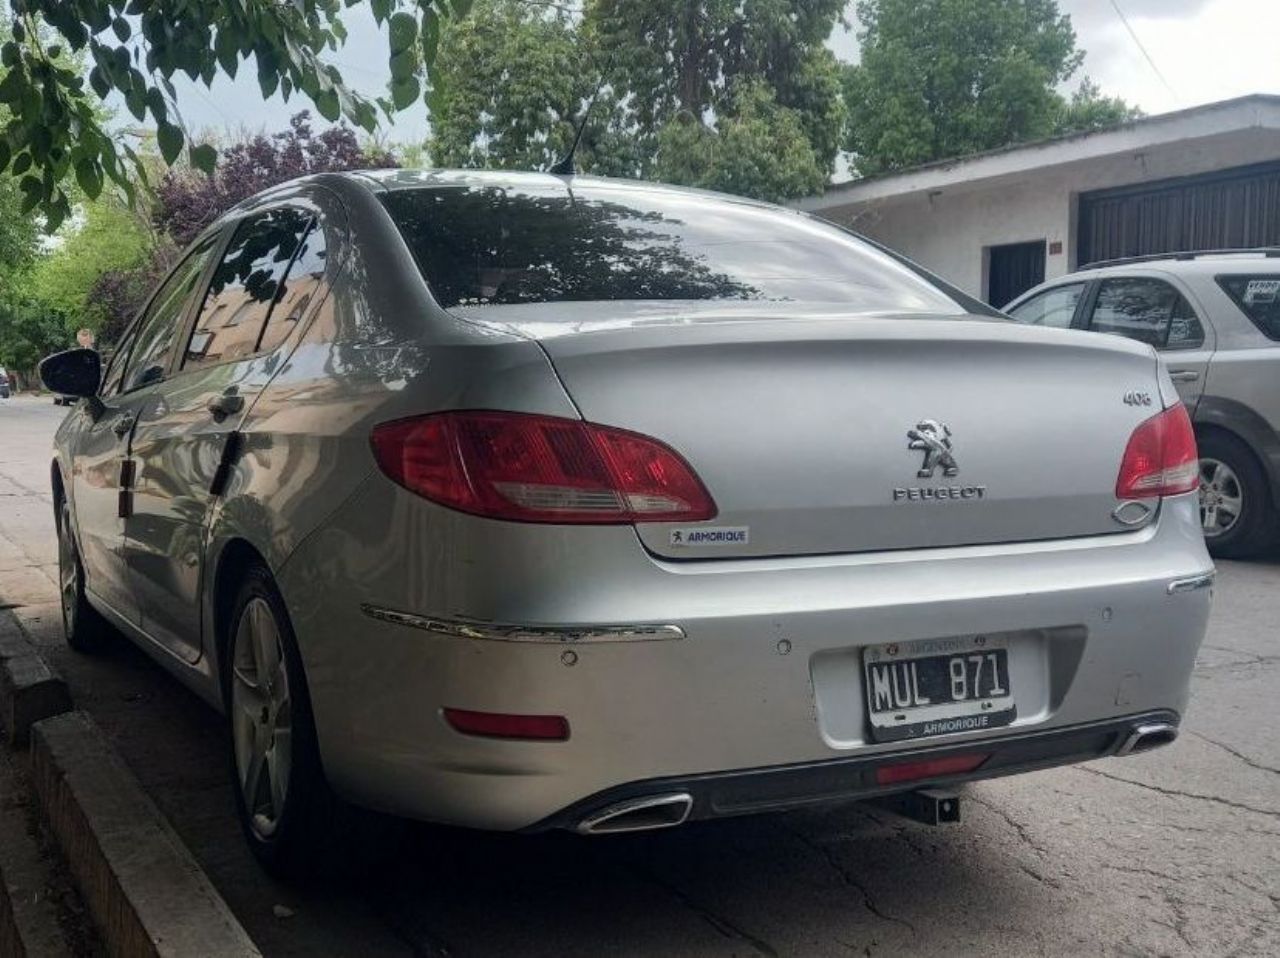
[1198,432,1278,559]
[56,497,112,653]
[222,563,395,878]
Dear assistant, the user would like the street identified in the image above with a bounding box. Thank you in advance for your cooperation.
[1,392,1277,957]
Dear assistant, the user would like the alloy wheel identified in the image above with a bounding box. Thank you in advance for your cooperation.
[230,597,293,840]
[1199,457,1243,538]
[57,501,78,635]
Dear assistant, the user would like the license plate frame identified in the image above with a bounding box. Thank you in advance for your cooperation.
[862,634,1017,743]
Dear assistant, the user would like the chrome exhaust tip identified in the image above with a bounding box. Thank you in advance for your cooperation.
[1117,722,1179,757]
[576,793,694,835]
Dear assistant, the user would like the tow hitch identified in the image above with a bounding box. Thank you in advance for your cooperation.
[871,788,962,825]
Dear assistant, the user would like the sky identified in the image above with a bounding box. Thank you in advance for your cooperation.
[165,0,1280,147]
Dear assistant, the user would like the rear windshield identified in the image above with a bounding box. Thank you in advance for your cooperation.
[1218,274,1280,340]
[379,184,966,314]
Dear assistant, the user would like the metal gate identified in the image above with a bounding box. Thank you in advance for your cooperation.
[1078,160,1280,266]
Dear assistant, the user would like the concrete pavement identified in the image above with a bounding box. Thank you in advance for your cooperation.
[2,393,1277,956]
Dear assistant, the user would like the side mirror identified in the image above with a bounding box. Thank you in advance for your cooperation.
[39,348,101,399]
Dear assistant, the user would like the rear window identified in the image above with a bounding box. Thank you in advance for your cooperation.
[379,185,965,314]
[1218,275,1280,340]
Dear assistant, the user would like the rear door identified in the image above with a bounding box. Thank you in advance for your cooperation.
[1081,274,1214,411]
[71,238,219,624]
[122,204,328,662]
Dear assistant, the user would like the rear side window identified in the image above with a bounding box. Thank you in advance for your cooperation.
[1217,275,1280,340]
[118,237,217,393]
[1006,283,1084,328]
[379,185,966,314]
[259,225,327,354]
[183,208,313,370]
[1086,277,1204,350]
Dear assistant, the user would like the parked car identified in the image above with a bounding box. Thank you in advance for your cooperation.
[40,171,1212,876]
[1007,250,1280,558]
[0,365,9,398]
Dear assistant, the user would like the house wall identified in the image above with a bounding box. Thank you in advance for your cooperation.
[817,126,1280,300]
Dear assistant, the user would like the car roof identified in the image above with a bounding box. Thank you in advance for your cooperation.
[1070,250,1280,280]
[340,168,781,209]
[218,168,802,234]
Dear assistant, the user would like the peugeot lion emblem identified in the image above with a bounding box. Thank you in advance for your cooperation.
[907,419,959,478]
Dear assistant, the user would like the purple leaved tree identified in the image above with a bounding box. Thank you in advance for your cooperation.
[91,112,398,343]
[158,111,398,247]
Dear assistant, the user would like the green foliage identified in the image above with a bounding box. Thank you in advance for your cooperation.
[26,196,150,328]
[1055,78,1144,136]
[0,193,150,376]
[428,0,844,201]
[588,0,847,181]
[0,1,467,229]
[427,1,644,177]
[0,170,36,269]
[655,81,825,203]
[588,0,844,162]
[0,294,63,377]
[844,0,1136,175]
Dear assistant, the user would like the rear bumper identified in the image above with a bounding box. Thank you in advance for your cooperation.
[279,486,1212,831]
[528,710,1179,832]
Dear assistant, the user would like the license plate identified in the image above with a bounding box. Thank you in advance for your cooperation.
[863,635,1016,743]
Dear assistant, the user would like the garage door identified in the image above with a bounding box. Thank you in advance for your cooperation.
[1078,160,1280,266]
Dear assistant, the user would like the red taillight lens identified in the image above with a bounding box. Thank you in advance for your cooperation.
[1115,403,1199,499]
[443,708,569,741]
[875,753,988,786]
[370,411,717,524]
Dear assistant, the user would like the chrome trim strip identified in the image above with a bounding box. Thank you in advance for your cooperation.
[1167,570,1216,595]
[359,604,686,643]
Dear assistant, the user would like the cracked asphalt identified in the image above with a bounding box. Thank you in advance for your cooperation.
[2,393,1278,957]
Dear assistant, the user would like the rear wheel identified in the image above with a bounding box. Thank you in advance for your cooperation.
[224,563,388,877]
[1198,432,1278,558]
[56,497,111,653]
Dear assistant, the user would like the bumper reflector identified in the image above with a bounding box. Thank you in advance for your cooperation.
[875,752,989,786]
[443,708,570,741]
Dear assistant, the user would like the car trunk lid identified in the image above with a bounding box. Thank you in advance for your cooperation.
[454,302,1164,558]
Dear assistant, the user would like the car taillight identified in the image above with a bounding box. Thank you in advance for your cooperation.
[370,411,717,524]
[1116,403,1199,499]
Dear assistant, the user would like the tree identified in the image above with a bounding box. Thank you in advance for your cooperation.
[88,112,398,344]
[1055,78,1143,136]
[655,81,826,202]
[843,0,1136,175]
[587,0,846,171]
[27,196,150,324]
[157,111,397,248]
[428,1,644,177]
[0,194,150,379]
[0,171,36,267]
[426,0,843,201]
[0,1,468,228]
[0,173,46,379]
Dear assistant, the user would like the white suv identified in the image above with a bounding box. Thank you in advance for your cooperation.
[1008,249,1280,557]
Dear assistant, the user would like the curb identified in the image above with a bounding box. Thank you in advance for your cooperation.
[30,711,260,958]
[0,626,72,747]
[0,746,68,958]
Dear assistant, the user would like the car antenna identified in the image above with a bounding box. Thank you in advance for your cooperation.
[550,66,610,177]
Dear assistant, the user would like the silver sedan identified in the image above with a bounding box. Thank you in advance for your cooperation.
[40,170,1212,875]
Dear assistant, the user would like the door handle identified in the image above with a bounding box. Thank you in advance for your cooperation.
[206,392,245,420]
[111,415,135,437]
[1168,369,1200,383]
